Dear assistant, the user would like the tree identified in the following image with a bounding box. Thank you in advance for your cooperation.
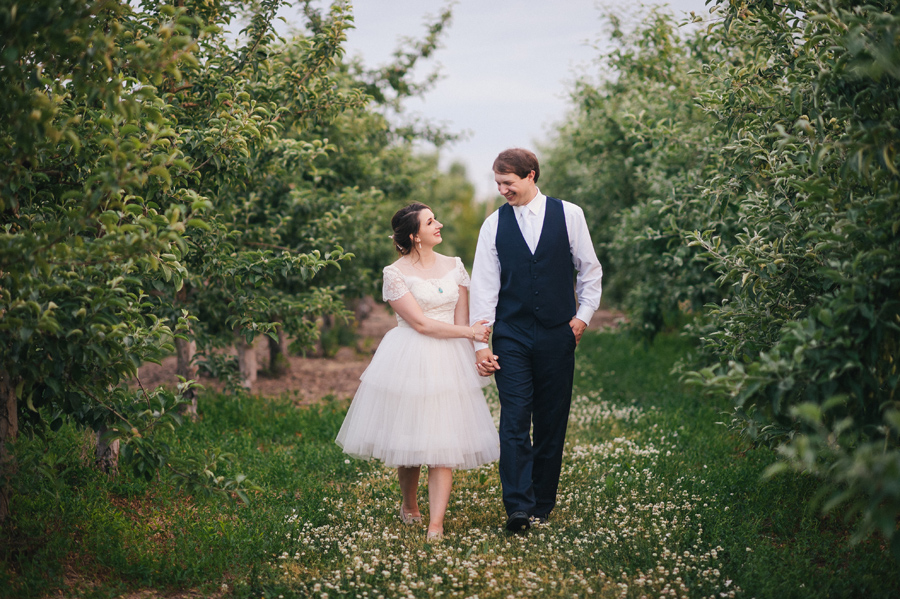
[686,0,900,554]
[546,0,900,550]
[1,0,213,519]
[1,0,467,523]
[174,2,459,378]
[0,0,374,519]
[420,157,488,267]
[542,7,725,333]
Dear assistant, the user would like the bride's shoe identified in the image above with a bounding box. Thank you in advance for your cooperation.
[426,527,444,541]
[399,505,422,525]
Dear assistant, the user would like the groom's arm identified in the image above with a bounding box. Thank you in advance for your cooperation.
[565,202,603,327]
[471,215,501,375]
[469,216,500,352]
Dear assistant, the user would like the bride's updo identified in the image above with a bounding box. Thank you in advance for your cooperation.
[390,202,430,256]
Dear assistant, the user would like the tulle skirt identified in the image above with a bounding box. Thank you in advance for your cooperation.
[336,326,500,470]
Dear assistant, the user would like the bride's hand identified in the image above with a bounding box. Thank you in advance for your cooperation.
[471,320,491,343]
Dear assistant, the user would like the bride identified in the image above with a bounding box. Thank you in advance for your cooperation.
[335,203,500,541]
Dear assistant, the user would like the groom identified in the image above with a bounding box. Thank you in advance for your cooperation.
[470,148,603,531]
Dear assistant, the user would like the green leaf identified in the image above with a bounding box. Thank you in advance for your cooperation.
[99,211,119,226]
[885,410,900,434]
[186,218,211,231]
[149,165,172,186]
[762,461,789,479]
[792,403,822,425]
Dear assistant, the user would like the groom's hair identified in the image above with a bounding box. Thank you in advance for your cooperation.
[493,148,540,183]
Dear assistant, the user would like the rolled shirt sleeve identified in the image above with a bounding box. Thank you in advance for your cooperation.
[565,201,603,325]
[469,213,501,352]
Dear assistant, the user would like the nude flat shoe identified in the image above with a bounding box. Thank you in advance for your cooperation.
[399,505,422,525]
[426,529,444,541]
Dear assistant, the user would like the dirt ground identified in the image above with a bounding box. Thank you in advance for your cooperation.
[136,302,626,403]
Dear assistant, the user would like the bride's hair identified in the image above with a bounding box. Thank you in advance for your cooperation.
[390,202,430,256]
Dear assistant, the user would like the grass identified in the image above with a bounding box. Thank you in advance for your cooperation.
[2,330,898,598]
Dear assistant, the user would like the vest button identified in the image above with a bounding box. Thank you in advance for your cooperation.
[535,306,540,311]
[534,291,539,295]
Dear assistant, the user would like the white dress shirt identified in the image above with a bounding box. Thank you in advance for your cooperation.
[470,189,603,351]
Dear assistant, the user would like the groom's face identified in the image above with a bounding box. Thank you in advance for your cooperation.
[494,170,537,207]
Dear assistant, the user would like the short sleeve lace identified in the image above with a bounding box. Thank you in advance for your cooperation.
[382,264,410,302]
[455,257,471,288]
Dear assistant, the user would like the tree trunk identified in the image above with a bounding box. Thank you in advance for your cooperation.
[235,331,257,390]
[0,368,18,524]
[351,296,374,324]
[267,322,290,377]
[175,336,198,418]
[96,423,119,474]
[318,314,334,357]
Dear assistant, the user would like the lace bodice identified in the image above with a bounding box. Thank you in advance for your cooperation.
[382,255,471,326]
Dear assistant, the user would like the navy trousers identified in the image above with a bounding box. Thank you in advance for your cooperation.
[492,318,576,517]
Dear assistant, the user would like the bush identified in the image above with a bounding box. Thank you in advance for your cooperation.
[547,0,900,551]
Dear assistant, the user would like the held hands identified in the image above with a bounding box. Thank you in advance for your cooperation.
[470,320,491,344]
[475,348,499,377]
[471,319,586,378]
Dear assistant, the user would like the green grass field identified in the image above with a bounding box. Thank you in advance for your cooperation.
[2,331,898,598]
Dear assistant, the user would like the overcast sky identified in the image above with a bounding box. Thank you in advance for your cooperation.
[283,1,712,199]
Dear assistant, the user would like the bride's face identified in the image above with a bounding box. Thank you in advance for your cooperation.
[413,209,443,249]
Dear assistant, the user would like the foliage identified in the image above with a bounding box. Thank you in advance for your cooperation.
[137,0,362,356]
[542,8,725,330]
[416,155,489,267]
[0,0,459,511]
[693,2,900,557]
[170,2,457,353]
[547,1,900,549]
[0,0,249,496]
[687,0,900,553]
[3,331,898,598]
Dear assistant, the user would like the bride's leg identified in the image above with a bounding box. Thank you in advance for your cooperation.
[398,466,422,518]
[426,466,453,534]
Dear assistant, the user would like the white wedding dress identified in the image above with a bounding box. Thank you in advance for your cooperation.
[335,255,500,469]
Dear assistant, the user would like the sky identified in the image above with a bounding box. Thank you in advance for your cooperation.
[281,1,713,199]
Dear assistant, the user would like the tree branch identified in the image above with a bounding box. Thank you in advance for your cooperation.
[75,382,135,431]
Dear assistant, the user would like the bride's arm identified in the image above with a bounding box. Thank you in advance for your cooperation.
[454,285,470,326]
[390,291,488,342]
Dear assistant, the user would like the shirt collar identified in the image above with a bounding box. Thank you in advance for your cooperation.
[514,188,546,218]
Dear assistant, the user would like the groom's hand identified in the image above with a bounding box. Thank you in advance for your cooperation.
[570,317,588,345]
[475,348,499,377]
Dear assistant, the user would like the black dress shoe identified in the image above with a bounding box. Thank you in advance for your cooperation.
[506,511,530,532]
[532,514,550,524]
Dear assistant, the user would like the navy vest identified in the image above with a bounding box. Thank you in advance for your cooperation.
[495,196,576,329]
